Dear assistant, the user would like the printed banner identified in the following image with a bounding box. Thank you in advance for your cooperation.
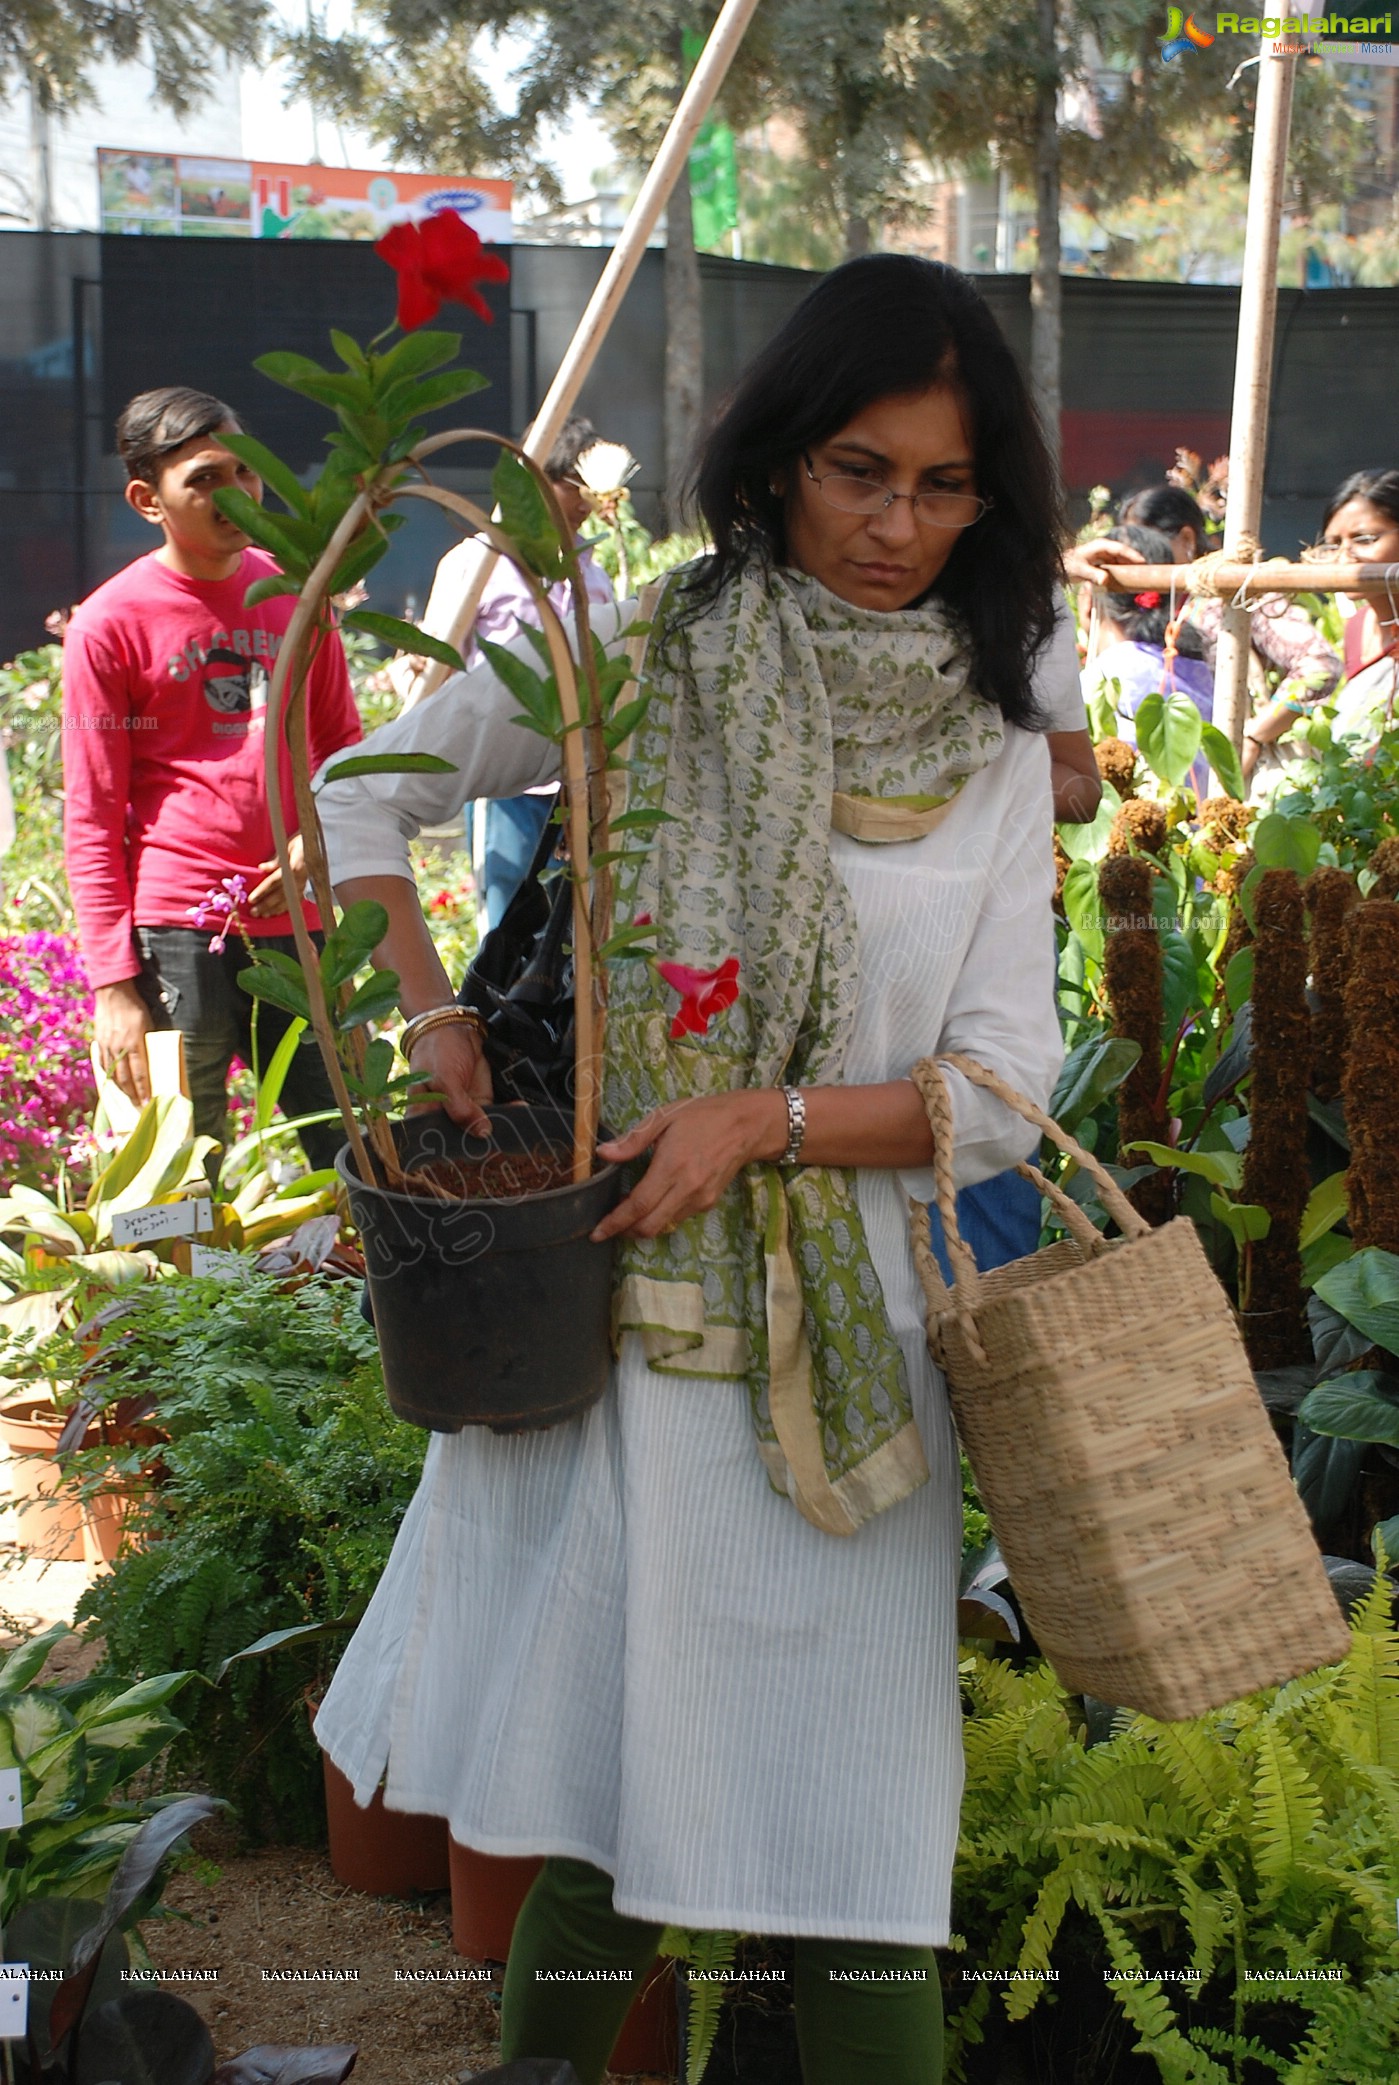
[98,150,513,242]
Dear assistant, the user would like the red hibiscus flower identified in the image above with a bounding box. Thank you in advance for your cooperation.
[656,956,741,1039]
[375,210,510,332]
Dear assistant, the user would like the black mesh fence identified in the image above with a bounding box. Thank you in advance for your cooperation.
[2,230,1397,659]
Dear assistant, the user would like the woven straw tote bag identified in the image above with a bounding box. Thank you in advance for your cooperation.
[911,1052,1350,1721]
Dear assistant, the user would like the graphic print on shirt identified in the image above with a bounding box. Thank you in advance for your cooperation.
[202,644,271,724]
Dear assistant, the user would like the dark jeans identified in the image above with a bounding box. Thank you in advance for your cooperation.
[135,925,344,1174]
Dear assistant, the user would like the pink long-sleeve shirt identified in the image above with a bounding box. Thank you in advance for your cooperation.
[62,548,363,987]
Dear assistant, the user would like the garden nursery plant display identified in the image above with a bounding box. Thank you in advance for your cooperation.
[215,210,676,1436]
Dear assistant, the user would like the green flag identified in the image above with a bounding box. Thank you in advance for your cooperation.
[690,119,739,249]
[681,26,740,250]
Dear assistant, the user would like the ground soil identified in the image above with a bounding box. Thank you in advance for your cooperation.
[143,1829,671,2084]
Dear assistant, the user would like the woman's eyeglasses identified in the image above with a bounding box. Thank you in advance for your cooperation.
[801,454,991,531]
[1302,532,1394,561]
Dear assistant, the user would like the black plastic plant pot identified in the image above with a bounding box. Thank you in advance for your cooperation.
[337,1104,622,1435]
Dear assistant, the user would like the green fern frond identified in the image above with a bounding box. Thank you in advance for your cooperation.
[1152,1719,1241,1819]
[1250,1725,1323,1892]
[681,1929,739,2085]
[1338,1620,1399,1773]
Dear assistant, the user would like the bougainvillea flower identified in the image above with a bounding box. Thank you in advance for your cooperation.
[656,956,741,1039]
[375,210,511,331]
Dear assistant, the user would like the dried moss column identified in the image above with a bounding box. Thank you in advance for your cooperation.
[1342,899,1399,1252]
[1099,854,1170,1227]
[1304,865,1357,1104]
[1241,869,1312,1368]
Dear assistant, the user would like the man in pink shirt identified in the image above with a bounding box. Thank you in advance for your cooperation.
[62,385,363,1170]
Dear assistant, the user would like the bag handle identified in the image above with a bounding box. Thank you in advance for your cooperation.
[910,1052,1152,1335]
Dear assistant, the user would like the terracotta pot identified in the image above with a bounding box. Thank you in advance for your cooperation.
[448,1839,544,1961]
[448,1840,678,2077]
[0,1396,88,1562]
[82,1482,137,1566]
[319,1748,451,1896]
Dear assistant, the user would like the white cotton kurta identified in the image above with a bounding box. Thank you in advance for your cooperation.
[313,649,1062,1948]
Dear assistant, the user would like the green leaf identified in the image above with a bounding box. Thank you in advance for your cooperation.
[1301,1232,1353,1288]
[376,367,490,424]
[237,965,311,1022]
[1224,947,1254,1013]
[1061,856,1104,963]
[1159,927,1197,1047]
[478,638,562,737]
[253,351,372,411]
[1299,1370,1399,1448]
[327,519,400,595]
[1315,1247,1399,1358]
[215,433,311,518]
[362,1037,396,1097]
[1238,862,1265,933]
[1252,812,1322,878]
[242,573,300,607]
[337,899,390,951]
[0,1623,70,1695]
[603,695,650,750]
[1126,1142,1244,1189]
[491,450,565,581]
[1300,1171,1349,1252]
[209,487,310,574]
[253,1017,307,1131]
[343,610,463,672]
[1135,691,1203,790]
[1199,722,1246,802]
[372,328,461,384]
[1057,780,1122,864]
[335,971,402,1031]
[320,750,457,782]
[213,1611,363,1681]
[329,328,367,373]
[1209,1194,1271,1245]
[1049,1035,1142,1130]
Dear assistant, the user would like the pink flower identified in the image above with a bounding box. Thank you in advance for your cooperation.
[187,876,252,953]
[655,956,741,1040]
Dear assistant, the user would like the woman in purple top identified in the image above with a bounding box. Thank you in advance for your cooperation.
[1082,523,1216,797]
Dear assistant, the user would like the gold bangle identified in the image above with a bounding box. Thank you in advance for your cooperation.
[400,1005,487,1058]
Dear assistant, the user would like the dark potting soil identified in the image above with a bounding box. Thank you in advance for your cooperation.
[402,1149,574,1200]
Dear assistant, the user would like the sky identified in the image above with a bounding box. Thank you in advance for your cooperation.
[239,0,616,200]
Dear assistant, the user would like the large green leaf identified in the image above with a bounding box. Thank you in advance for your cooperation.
[1135,691,1203,789]
[73,1988,216,2085]
[371,327,461,384]
[1209,1194,1270,1245]
[343,609,463,671]
[0,1622,70,1695]
[478,638,562,739]
[237,965,311,1022]
[1314,1248,1399,1359]
[320,750,457,782]
[1199,722,1246,802]
[211,486,312,573]
[214,433,312,519]
[1126,1142,1243,1189]
[376,366,490,424]
[491,450,565,581]
[253,352,372,411]
[335,971,402,1032]
[1057,780,1122,864]
[253,1017,308,1131]
[1061,856,1104,963]
[1298,1369,1399,1448]
[1292,1424,1365,1535]
[1159,927,1198,1046]
[1300,1171,1349,1253]
[1252,811,1322,878]
[1049,1036,1141,1130]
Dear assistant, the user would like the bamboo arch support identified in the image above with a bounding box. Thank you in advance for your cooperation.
[262,442,612,1192]
[1088,559,1399,601]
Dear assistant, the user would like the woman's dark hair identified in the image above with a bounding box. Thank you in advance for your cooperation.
[116,386,243,485]
[1094,523,1204,657]
[1119,483,1206,553]
[687,254,1064,727]
[1321,468,1399,534]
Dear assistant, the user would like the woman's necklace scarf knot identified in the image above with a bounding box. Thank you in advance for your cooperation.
[605,563,1004,1535]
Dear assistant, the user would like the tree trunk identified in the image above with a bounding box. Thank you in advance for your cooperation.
[1029,0,1062,473]
[844,211,872,258]
[664,149,703,532]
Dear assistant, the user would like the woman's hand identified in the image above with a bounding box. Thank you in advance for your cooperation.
[405,1022,494,1136]
[591,1090,786,1241]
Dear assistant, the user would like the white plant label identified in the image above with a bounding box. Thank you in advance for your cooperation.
[0,1968,28,2039]
[189,1245,249,1282]
[111,1198,214,1247]
[0,1769,21,1828]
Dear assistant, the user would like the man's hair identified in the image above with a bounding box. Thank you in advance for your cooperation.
[541,415,599,482]
[116,386,243,485]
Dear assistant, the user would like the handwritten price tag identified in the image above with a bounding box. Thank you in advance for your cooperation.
[0,1769,22,1829]
[0,1968,28,2039]
[189,1245,249,1283]
[110,1198,214,1247]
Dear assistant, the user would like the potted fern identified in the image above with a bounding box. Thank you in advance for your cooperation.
[217,212,657,1434]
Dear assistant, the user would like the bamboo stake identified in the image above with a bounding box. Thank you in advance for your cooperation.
[406,0,763,707]
[1212,31,1298,768]
[1089,560,1399,599]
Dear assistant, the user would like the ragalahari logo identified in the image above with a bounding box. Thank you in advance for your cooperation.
[1161,6,1218,54]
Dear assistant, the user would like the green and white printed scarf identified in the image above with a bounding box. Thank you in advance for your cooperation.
[604,563,1005,1535]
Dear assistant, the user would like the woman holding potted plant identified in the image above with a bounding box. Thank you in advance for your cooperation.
[313,254,1065,2085]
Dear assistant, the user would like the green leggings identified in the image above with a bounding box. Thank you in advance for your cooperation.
[500,1856,944,2085]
